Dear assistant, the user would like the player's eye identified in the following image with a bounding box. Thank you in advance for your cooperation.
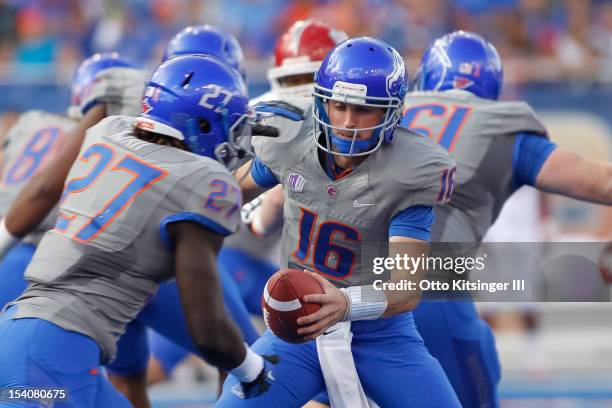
[355,105,374,113]
[331,101,346,111]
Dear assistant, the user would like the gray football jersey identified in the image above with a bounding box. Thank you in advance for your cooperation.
[0,110,76,243]
[11,115,242,362]
[402,91,548,242]
[77,67,147,118]
[253,98,456,287]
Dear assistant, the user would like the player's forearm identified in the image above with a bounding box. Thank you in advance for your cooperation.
[176,253,247,371]
[173,221,265,383]
[4,169,65,237]
[556,159,612,204]
[341,241,428,321]
[4,104,106,237]
[180,267,265,382]
[250,185,284,236]
[236,160,271,203]
[536,148,612,205]
[381,272,422,316]
[382,239,428,317]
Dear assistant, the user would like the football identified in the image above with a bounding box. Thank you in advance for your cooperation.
[262,268,325,343]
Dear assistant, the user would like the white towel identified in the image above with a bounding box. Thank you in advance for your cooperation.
[316,321,378,408]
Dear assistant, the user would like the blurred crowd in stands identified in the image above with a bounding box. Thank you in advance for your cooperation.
[0,0,611,84]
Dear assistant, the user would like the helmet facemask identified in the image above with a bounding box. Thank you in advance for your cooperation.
[213,112,252,171]
[272,71,317,98]
[312,82,403,157]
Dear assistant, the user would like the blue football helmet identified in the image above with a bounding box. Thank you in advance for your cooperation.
[313,37,407,157]
[135,55,250,170]
[69,52,134,118]
[415,31,503,100]
[163,25,246,79]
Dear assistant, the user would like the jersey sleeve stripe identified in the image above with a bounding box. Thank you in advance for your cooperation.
[159,211,233,249]
[511,132,557,191]
[251,157,279,188]
[388,205,435,241]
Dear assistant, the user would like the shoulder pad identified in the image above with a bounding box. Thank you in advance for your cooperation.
[254,100,305,122]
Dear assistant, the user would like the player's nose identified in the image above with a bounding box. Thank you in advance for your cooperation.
[343,106,357,129]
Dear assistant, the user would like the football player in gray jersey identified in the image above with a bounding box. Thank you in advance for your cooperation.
[217,37,461,408]
[0,55,276,406]
[103,27,261,400]
[228,19,349,317]
[0,30,261,405]
[0,111,75,308]
[0,52,142,312]
[0,52,146,257]
[401,31,612,408]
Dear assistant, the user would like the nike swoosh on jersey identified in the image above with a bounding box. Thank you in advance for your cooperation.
[353,200,375,207]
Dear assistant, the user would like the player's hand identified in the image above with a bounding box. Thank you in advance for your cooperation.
[296,271,348,340]
[237,355,279,399]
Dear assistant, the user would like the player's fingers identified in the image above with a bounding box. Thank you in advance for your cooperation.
[296,304,334,326]
[297,314,335,337]
[302,293,329,304]
[303,317,337,340]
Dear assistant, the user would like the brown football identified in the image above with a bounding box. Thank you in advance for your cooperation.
[262,268,325,343]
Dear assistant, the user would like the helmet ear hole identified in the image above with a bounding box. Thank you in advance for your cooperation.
[181,72,194,88]
[199,118,211,133]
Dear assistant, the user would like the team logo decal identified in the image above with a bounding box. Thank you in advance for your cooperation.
[144,86,161,102]
[287,173,305,192]
[142,99,153,114]
[452,76,474,90]
[458,62,473,75]
[326,185,338,199]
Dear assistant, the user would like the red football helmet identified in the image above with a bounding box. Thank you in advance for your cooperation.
[268,20,348,96]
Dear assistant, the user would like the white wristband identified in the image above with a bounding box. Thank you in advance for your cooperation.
[0,219,19,259]
[229,345,264,383]
[341,285,388,321]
